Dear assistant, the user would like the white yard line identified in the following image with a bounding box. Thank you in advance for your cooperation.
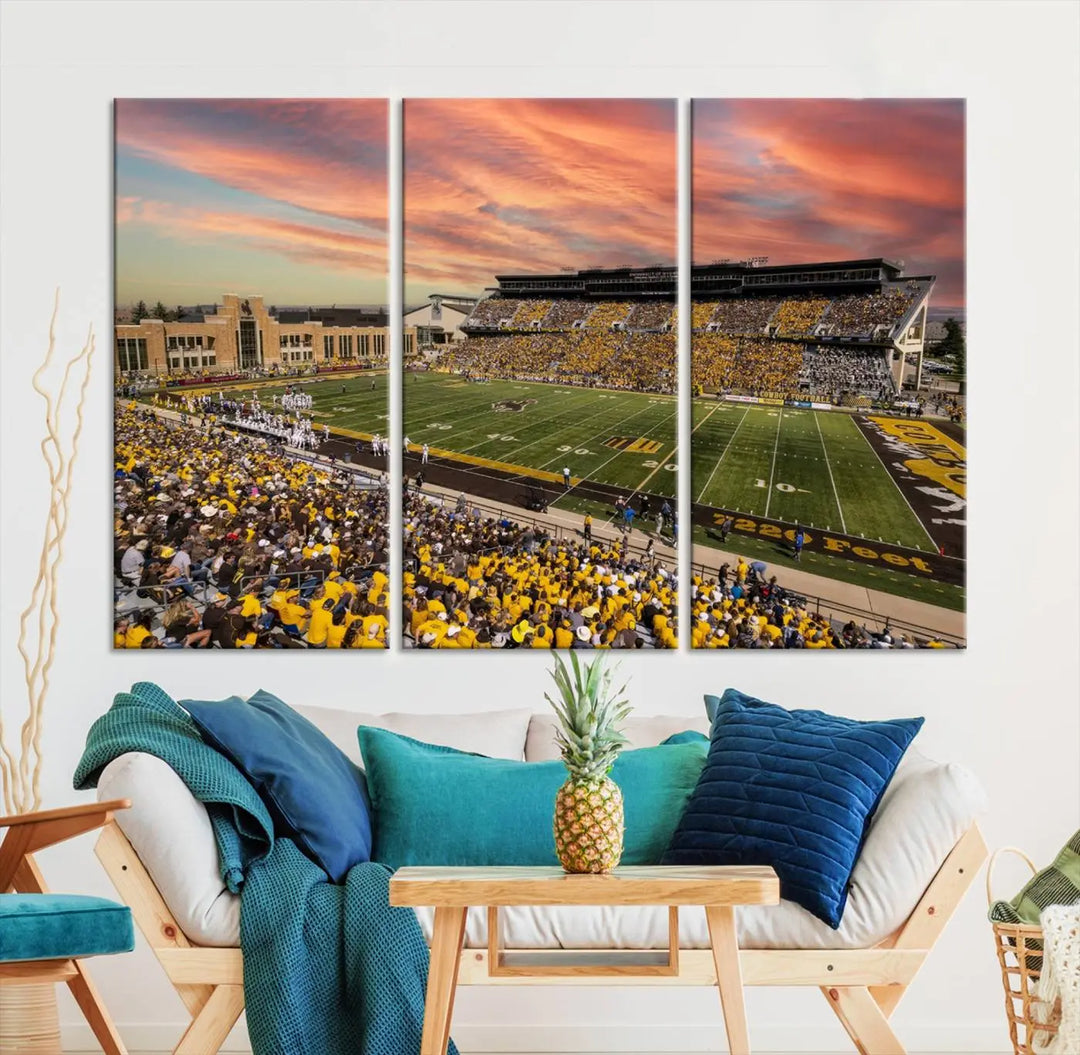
[579,404,680,527]
[695,406,749,504]
[763,407,784,520]
[690,400,724,436]
[532,400,673,473]
[631,401,723,500]
[814,411,847,534]
[848,415,938,550]
[588,406,680,524]
[502,397,637,463]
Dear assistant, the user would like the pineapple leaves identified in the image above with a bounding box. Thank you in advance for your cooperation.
[547,653,630,778]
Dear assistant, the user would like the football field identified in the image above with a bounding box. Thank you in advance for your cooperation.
[278,373,389,437]
[177,372,951,561]
[692,400,937,551]
[404,373,677,499]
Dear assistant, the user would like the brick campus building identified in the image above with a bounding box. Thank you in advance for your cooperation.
[115,294,413,376]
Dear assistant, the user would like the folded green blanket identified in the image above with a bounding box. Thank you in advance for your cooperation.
[988,831,1080,926]
[75,681,455,1055]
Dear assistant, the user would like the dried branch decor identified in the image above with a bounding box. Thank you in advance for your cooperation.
[0,291,94,814]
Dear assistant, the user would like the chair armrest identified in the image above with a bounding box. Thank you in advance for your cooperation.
[0,799,130,830]
[1,800,131,889]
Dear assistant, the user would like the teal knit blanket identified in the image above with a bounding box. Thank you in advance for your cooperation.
[74,682,457,1055]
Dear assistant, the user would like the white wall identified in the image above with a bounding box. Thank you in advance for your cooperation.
[2,2,1078,1051]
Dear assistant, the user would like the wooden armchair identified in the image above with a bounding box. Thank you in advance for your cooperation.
[0,799,133,1055]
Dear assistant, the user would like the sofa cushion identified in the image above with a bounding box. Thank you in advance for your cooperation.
[182,689,372,882]
[359,728,708,870]
[526,712,710,762]
[96,740,985,952]
[0,894,134,963]
[298,704,533,767]
[663,689,923,928]
[99,751,240,947]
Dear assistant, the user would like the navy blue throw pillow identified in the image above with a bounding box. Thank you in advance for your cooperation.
[181,690,372,881]
[663,689,923,928]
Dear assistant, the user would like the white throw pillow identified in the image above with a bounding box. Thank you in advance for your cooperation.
[295,704,533,766]
[525,712,710,762]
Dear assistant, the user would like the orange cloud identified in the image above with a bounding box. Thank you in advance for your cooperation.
[693,99,965,305]
[116,99,388,229]
[405,99,675,295]
[120,196,387,275]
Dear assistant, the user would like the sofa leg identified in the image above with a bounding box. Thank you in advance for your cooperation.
[870,983,908,1018]
[173,984,244,1055]
[67,961,128,1055]
[821,985,906,1055]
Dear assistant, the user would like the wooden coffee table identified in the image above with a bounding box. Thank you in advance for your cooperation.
[390,864,780,1055]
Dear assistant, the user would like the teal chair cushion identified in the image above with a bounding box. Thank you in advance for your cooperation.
[0,894,134,963]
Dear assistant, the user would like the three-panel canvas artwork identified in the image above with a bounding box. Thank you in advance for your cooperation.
[113,98,965,651]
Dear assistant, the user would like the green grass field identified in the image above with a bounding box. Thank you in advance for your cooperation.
[691,400,936,551]
[404,373,677,499]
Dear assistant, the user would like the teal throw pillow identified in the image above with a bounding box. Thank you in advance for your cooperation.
[358,728,707,870]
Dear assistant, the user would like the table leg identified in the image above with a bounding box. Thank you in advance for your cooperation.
[422,905,468,1055]
[705,905,751,1055]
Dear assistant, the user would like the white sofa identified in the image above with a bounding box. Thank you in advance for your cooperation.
[96,704,987,955]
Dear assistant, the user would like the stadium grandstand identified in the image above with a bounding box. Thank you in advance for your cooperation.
[113,403,389,649]
[403,490,677,650]
[433,258,932,405]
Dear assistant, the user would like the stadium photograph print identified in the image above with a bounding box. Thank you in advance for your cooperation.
[403,98,678,650]
[113,99,391,650]
[689,99,966,650]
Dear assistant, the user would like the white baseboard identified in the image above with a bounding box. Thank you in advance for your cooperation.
[62,1021,1010,1053]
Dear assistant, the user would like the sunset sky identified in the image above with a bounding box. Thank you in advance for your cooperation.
[115,99,387,306]
[404,99,676,302]
[694,99,965,309]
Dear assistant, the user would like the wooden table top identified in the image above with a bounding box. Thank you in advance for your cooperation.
[389,865,780,907]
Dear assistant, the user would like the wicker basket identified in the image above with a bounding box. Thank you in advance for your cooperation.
[988,846,1062,1055]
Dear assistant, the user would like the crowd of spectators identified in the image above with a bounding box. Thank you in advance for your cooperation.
[692,337,897,400]
[465,297,519,329]
[542,299,594,328]
[691,301,716,329]
[691,565,955,649]
[467,287,922,343]
[798,347,894,401]
[691,335,804,395]
[701,297,783,334]
[581,301,632,330]
[818,289,916,337]
[623,301,673,330]
[511,299,552,328]
[771,297,831,337]
[465,298,668,333]
[437,332,675,393]
[113,404,389,649]
[403,492,677,649]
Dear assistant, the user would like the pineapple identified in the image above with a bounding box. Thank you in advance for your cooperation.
[546,652,632,874]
